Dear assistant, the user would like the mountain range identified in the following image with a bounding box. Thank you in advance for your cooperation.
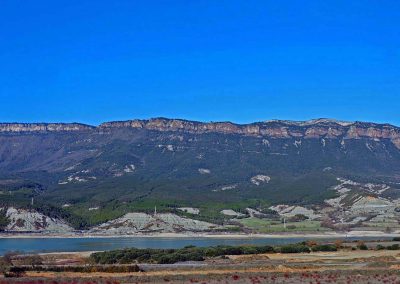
[1,117,400,231]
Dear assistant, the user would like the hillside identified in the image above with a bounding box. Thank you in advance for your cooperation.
[0,118,400,232]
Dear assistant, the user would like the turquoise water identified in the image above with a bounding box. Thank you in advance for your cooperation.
[0,236,391,255]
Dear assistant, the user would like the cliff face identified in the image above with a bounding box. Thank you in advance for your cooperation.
[99,118,400,144]
[1,119,400,147]
[0,123,94,133]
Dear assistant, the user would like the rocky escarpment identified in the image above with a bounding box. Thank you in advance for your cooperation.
[99,118,400,148]
[1,118,400,148]
[0,123,94,133]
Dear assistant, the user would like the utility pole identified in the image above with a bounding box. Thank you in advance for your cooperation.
[31,197,34,206]
[283,218,286,230]
[154,206,157,216]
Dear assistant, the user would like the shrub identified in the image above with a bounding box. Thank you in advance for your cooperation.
[255,245,275,254]
[357,241,368,250]
[392,237,400,242]
[311,244,337,252]
[5,266,25,278]
[280,244,310,254]
[376,244,386,250]
[387,244,400,250]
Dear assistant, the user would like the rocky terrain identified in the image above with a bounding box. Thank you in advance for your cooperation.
[2,118,400,143]
[4,207,73,233]
[99,118,400,141]
[89,213,219,235]
[0,117,400,233]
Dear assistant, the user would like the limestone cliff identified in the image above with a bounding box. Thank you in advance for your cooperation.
[99,118,400,146]
[0,123,94,132]
[1,119,400,149]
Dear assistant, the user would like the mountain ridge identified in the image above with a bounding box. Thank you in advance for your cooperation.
[2,117,399,128]
[1,118,399,150]
[1,117,399,137]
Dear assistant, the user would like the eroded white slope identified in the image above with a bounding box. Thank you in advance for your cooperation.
[5,207,73,233]
[89,212,219,235]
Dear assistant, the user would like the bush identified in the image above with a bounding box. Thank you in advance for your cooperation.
[392,237,400,242]
[311,244,337,252]
[376,244,386,250]
[387,244,400,250]
[158,252,204,264]
[358,244,368,250]
[280,244,310,254]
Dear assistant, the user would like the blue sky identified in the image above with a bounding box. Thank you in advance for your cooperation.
[0,1,399,125]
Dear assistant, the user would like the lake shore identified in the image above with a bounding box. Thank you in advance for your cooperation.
[0,230,399,239]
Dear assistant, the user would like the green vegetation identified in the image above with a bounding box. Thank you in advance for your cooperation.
[376,244,386,250]
[279,244,311,253]
[0,208,9,231]
[357,241,369,250]
[90,245,275,264]
[91,239,393,265]
[0,128,347,229]
[375,243,400,251]
[238,217,327,233]
[4,239,400,277]
[311,244,337,252]
[386,244,400,250]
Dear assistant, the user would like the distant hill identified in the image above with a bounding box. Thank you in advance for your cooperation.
[1,117,400,230]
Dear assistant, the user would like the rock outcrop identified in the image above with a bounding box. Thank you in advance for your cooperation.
[0,123,94,133]
[1,118,400,148]
[99,118,400,142]
[5,207,73,233]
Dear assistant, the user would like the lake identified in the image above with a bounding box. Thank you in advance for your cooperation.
[0,236,392,255]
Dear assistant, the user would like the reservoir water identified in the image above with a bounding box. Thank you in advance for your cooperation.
[0,236,392,255]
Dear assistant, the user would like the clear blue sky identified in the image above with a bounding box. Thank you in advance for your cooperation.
[1,1,399,125]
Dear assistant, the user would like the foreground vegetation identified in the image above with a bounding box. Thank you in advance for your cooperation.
[1,238,400,282]
[90,245,276,264]
[89,239,400,265]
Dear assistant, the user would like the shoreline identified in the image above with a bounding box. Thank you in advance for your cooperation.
[0,231,399,239]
